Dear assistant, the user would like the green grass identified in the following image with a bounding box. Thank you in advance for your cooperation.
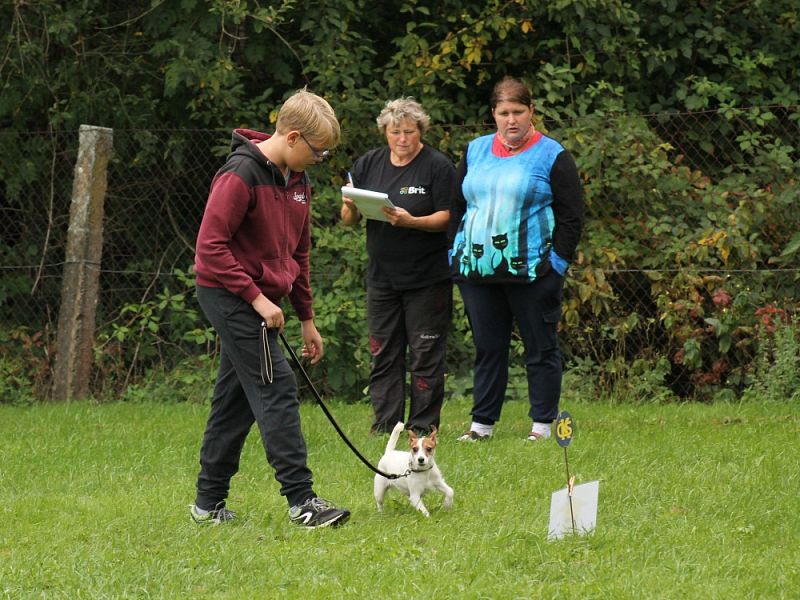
[2,397,798,599]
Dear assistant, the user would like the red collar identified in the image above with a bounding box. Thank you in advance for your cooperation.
[492,130,543,157]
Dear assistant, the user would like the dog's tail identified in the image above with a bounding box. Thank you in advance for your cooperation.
[384,422,405,452]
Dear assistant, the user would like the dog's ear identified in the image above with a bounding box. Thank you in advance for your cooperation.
[407,429,418,444]
[429,425,438,442]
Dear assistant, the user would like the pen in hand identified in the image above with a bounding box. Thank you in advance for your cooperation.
[341,171,360,224]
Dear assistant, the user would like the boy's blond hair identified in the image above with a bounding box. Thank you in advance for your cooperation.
[276,89,340,148]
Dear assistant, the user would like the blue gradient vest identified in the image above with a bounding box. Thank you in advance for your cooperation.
[451,133,564,282]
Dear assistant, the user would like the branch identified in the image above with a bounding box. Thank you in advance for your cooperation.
[248,13,309,85]
[164,191,195,255]
[97,1,167,30]
[31,127,58,295]
[722,0,757,17]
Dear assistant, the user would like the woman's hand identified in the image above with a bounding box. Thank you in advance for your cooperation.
[383,207,449,232]
[340,196,361,225]
[383,205,410,227]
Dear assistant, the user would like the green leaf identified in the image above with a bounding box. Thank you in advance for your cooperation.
[780,232,800,257]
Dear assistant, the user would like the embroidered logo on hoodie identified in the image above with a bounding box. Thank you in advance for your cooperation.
[293,191,307,204]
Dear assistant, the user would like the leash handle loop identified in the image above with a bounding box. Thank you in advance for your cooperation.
[277,332,403,480]
[259,323,273,384]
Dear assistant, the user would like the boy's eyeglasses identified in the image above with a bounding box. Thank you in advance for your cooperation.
[299,132,330,160]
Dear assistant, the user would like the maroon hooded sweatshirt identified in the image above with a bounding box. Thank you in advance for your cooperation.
[195,128,315,321]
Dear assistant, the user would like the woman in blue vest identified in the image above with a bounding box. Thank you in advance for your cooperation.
[449,77,585,442]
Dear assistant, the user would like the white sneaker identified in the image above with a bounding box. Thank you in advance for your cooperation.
[527,422,552,442]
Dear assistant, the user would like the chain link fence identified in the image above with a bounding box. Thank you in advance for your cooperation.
[2,106,798,400]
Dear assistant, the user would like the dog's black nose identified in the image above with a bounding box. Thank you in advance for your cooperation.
[417,457,425,464]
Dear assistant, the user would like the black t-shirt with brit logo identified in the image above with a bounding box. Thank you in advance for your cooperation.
[351,145,455,290]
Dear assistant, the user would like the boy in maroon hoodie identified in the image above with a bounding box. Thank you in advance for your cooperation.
[190,89,350,528]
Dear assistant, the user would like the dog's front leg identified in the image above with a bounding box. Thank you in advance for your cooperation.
[408,493,430,517]
[438,482,454,510]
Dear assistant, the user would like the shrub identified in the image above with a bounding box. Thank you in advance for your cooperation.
[120,355,217,404]
[742,314,800,403]
[93,267,214,399]
[0,326,52,404]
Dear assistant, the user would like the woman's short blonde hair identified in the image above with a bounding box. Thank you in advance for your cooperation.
[276,88,341,148]
[376,97,430,135]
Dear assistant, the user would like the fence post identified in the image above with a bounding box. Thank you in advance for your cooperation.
[52,125,114,401]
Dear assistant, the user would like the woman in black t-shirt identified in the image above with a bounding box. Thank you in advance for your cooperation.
[341,97,455,435]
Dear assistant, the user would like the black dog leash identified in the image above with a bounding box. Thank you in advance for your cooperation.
[261,325,403,480]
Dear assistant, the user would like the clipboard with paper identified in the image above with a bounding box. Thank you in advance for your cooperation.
[341,185,395,222]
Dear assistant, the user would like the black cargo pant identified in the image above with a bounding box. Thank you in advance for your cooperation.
[194,285,315,510]
[367,280,452,434]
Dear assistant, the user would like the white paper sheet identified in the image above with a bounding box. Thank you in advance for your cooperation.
[547,480,599,540]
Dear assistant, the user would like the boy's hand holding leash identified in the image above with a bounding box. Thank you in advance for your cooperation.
[252,293,284,331]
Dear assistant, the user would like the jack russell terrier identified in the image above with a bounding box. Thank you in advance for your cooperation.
[374,422,454,517]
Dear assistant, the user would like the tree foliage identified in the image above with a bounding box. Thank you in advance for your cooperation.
[4,0,798,130]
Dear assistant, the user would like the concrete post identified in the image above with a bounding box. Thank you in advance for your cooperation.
[52,125,113,401]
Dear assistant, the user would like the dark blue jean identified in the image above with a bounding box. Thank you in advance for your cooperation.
[457,270,564,426]
[194,285,315,510]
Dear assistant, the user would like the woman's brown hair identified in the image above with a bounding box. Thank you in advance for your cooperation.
[490,76,533,109]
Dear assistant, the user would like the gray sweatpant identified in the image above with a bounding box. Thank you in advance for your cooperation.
[194,285,315,510]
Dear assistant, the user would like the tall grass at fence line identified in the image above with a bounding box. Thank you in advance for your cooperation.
[1,397,798,599]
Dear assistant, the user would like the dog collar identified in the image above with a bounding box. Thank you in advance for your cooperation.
[408,464,433,473]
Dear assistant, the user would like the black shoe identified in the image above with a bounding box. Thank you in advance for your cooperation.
[408,425,435,436]
[457,430,491,442]
[189,502,236,524]
[288,497,350,529]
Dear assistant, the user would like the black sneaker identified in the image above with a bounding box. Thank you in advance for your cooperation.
[288,497,350,529]
[189,502,236,524]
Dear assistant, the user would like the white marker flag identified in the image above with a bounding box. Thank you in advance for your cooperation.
[547,480,599,541]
